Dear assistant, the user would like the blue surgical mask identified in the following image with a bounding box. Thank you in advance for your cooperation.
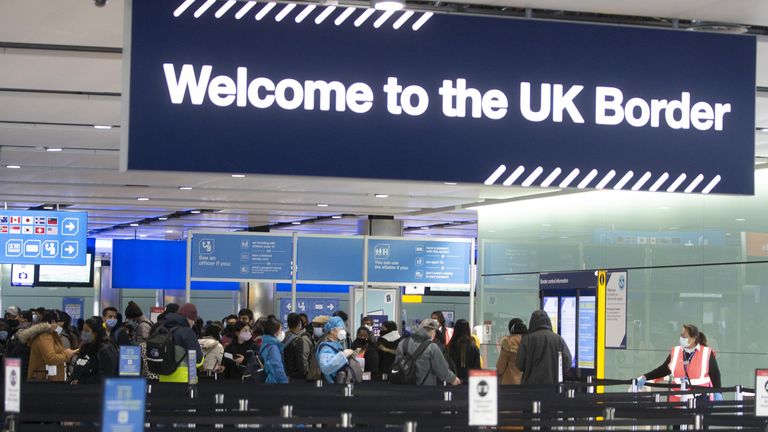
[81,331,94,344]
[106,318,117,329]
[0,331,8,341]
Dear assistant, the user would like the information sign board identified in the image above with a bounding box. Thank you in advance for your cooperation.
[469,370,498,426]
[189,233,292,282]
[366,238,471,286]
[101,378,146,432]
[0,210,87,265]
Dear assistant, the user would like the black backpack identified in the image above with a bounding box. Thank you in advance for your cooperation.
[283,333,311,379]
[145,326,181,375]
[390,338,432,385]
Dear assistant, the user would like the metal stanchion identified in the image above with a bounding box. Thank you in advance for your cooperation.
[735,385,744,430]
[604,407,616,431]
[566,388,576,431]
[281,405,294,418]
[214,393,225,405]
[344,384,354,397]
[340,413,353,428]
[443,391,452,402]
[316,379,323,388]
[631,378,638,393]
[238,399,249,412]
[532,401,541,431]
[694,414,703,430]
[587,376,595,394]
[403,421,417,432]
[188,384,197,399]
[147,384,153,394]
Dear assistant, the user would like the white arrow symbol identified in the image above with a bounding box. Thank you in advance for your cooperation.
[65,222,75,232]
[65,245,75,255]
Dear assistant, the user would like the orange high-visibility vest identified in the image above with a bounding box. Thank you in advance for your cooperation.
[667,345,713,402]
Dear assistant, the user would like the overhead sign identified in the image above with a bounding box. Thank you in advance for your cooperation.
[189,232,293,282]
[279,297,340,323]
[101,378,146,432]
[367,238,471,286]
[605,271,627,349]
[125,0,755,195]
[0,210,87,265]
[468,370,498,426]
[297,236,363,283]
[4,358,21,414]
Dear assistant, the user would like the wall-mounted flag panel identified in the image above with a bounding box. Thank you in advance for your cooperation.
[189,232,293,282]
[0,210,87,265]
[296,236,363,283]
[125,0,755,195]
[367,237,471,286]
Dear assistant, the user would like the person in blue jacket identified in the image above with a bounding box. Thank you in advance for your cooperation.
[259,316,289,384]
[317,317,355,383]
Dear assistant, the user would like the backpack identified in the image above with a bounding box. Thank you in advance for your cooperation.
[241,349,266,383]
[306,347,322,381]
[145,326,181,375]
[390,338,432,385]
[283,333,311,379]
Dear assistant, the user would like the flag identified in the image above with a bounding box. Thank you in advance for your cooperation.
[22,226,33,235]
[22,216,33,225]
[47,217,58,225]
[46,226,58,235]
[34,226,45,235]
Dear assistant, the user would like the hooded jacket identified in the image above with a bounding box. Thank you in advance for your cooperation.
[377,331,401,375]
[198,337,224,372]
[394,328,457,386]
[515,311,572,385]
[496,334,523,385]
[17,323,67,381]
[158,313,204,383]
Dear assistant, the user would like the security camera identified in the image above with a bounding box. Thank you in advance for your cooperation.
[94,0,108,6]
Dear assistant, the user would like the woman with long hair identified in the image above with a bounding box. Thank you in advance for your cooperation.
[70,316,118,384]
[447,319,480,382]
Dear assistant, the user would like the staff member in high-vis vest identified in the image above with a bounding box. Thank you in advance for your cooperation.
[635,324,722,401]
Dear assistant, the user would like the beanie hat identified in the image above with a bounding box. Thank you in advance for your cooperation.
[164,303,180,314]
[323,316,345,333]
[178,303,198,321]
[124,301,143,319]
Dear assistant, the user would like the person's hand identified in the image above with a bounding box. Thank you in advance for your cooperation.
[64,349,77,361]
[342,349,355,358]
[714,393,724,401]
[215,364,226,373]
[636,376,646,390]
[234,354,245,365]
[451,377,461,386]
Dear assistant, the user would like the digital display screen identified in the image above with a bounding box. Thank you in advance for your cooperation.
[10,264,34,286]
[36,253,93,286]
[560,297,577,368]
[578,296,596,369]
[543,296,559,335]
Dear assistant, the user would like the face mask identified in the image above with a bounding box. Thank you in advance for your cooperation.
[81,331,94,343]
[364,325,373,332]
[313,327,324,338]
[238,332,252,343]
[338,330,347,341]
[355,338,368,346]
[54,326,63,335]
[0,331,8,341]
[106,319,117,329]
[32,315,40,323]
[276,331,285,343]
[679,336,690,348]
[6,319,18,327]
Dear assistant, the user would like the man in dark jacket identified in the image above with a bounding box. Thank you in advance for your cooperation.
[283,313,313,380]
[515,310,572,385]
[157,303,204,383]
[395,319,460,386]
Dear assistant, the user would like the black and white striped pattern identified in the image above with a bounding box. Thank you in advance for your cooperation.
[173,0,434,31]
[483,165,722,194]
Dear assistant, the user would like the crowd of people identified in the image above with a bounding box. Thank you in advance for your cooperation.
[0,301,715,394]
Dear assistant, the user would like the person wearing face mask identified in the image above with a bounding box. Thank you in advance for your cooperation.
[17,310,77,381]
[377,321,402,375]
[155,303,204,383]
[222,321,257,379]
[317,317,361,384]
[56,310,79,351]
[351,326,380,380]
[310,315,330,343]
[69,317,118,384]
[220,314,239,347]
[636,324,722,401]
[361,316,374,332]
[102,306,119,342]
[4,306,21,335]
[259,316,289,384]
[283,313,313,380]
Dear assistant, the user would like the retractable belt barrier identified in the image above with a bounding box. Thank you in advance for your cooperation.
[1,377,765,431]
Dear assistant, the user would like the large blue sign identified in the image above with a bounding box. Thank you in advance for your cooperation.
[367,238,471,286]
[189,233,293,282]
[125,0,755,194]
[101,378,146,432]
[0,210,87,265]
[297,236,363,283]
[279,297,340,323]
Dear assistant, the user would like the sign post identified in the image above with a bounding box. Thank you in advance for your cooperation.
[468,370,498,426]
[756,369,768,416]
[119,346,142,377]
[101,378,146,432]
[4,357,21,431]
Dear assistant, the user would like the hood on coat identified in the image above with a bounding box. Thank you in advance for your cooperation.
[17,323,53,344]
[500,334,522,352]
[528,310,553,333]
[162,313,191,329]
[412,327,433,342]
[381,331,401,343]
[199,338,220,350]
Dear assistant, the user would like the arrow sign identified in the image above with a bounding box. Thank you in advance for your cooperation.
[61,241,78,259]
[62,218,79,236]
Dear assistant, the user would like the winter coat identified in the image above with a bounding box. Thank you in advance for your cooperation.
[157,313,204,383]
[351,338,380,380]
[496,334,523,385]
[515,311,572,385]
[378,331,401,375]
[260,335,289,384]
[70,342,118,384]
[447,336,481,382]
[17,323,68,381]
[283,330,313,380]
[199,337,224,372]
[223,339,257,380]
[394,328,457,386]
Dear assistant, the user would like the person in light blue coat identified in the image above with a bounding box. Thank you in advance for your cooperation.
[317,317,355,383]
[259,316,289,384]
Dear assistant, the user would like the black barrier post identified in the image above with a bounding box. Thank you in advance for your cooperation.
[694,414,703,430]
[444,391,452,402]
[340,412,353,428]
[403,421,417,432]
[282,405,293,418]
[532,401,541,431]
[604,407,615,431]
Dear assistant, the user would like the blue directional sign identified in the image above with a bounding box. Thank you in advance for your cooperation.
[0,210,87,265]
[189,233,293,282]
[118,346,142,377]
[279,297,340,323]
[367,238,471,286]
[101,378,146,432]
[297,236,363,283]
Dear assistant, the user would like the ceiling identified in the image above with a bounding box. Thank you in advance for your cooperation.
[0,0,766,240]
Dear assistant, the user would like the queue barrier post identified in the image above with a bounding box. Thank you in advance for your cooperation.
[315,380,323,388]
[604,407,616,431]
[281,405,293,418]
[587,376,594,394]
[344,383,354,397]
[214,393,224,405]
[630,378,638,393]
[694,414,704,430]
[532,401,541,431]
[403,421,417,432]
[443,391,452,402]
[341,412,353,428]
[735,385,743,431]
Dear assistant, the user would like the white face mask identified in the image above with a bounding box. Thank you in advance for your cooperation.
[364,325,373,332]
[238,332,252,343]
[276,331,285,343]
[679,336,690,348]
[337,330,347,341]
[313,327,324,338]
[54,326,63,335]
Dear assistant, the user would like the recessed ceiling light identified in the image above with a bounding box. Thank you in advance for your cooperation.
[165,230,174,233]
[137,197,150,201]
[45,147,63,152]
[179,186,193,190]
[374,194,388,198]
[420,226,429,230]
[372,0,405,11]
[5,165,20,169]
[316,204,329,207]
[190,210,201,214]
[231,174,246,178]
[139,234,148,238]
[331,215,343,219]
[443,182,458,185]
[291,221,301,225]
[759,128,768,132]
[130,223,139,227]
[93,125,112,130]
[158,217,168,221]
[43,206,54,210]
[735,218,746,222]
